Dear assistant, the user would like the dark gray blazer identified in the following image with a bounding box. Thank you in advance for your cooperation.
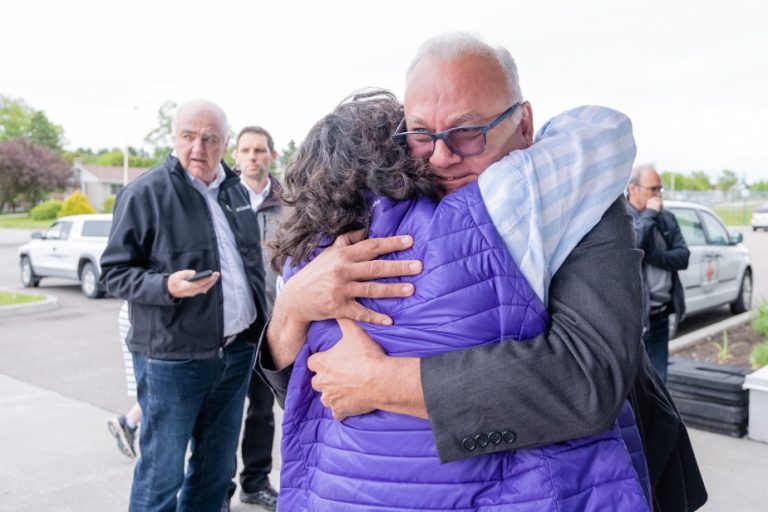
[421,196,644,460]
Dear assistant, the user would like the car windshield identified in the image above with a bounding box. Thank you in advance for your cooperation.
[81,220,112,237]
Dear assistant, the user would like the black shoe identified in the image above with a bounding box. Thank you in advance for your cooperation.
[240,485,278,511]
[107,415,137,458]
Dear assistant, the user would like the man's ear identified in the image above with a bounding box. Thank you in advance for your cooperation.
[520,101,534,146]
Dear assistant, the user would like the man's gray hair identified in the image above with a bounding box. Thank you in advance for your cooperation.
[406,32,523,103]
[629,164,657,186]
[171,99,229,138]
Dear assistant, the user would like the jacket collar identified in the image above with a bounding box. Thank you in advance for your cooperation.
[166,154,240,190]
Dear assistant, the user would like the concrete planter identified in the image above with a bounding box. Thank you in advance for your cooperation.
[744,365,768,443]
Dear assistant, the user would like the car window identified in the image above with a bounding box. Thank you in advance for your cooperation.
[45,221,73,241]
[669,208,706,246]
[757,208,768,213]
[699,210,730,246]
[81,220,112,237]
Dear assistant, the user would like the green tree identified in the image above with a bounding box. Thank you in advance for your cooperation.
[750,180,768,192]
[93,147,155,167]
[144,100,176,158]
[0,95,65,151]
[678,171,712,191]
[661,171,686,192]
[718,169,739,191]
[278,139,297,178]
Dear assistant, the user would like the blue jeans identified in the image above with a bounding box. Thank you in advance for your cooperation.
[129,341,255,512]
[643,313,670,383]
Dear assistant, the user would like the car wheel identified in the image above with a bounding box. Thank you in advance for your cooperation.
[730,270,752,314]
[20,256,41,287]
[80,262,106,299]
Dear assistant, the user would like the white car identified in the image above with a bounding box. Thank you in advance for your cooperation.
[752,205,768,232]
[18,214,112,298]
[666,201,752,325]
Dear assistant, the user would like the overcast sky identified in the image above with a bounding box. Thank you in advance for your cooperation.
[2,0,766,183]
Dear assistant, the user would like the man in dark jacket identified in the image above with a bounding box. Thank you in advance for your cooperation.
[100,100,268,512]
[224,126,281,511]
[627,164,690,383]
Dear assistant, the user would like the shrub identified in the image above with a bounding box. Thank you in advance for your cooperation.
[750,341,768,370]
[57,191,95,217]
[103,195,116,213]
[752,301,768,337]
[29,199,63,220]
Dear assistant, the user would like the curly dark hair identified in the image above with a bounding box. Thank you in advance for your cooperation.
[269,89,440,273]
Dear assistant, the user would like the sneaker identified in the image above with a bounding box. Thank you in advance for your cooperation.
[240,485,278,511]
[107,415,137,458]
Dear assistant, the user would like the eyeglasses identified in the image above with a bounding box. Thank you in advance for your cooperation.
[392,103,522,158]
[636,184,664,194]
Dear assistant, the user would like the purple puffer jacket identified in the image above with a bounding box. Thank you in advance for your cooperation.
[279,183,650,511]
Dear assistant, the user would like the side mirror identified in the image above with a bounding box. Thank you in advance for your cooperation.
[730,232,743,245]
[30,232,43,240]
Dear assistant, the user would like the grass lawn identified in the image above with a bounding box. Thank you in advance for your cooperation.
[0,214,53,230]
[0,290,46,306]
[712,203,759,226]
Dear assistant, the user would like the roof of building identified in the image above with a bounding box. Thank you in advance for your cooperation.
[74,163,151,184]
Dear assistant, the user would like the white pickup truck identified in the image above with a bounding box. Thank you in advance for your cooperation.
[18,214,112,298]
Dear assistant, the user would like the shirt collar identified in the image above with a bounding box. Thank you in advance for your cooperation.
[243,176,271,201]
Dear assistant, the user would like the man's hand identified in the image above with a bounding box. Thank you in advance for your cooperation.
[646,196,663,212]
[167,269,220,298]
[281,229,422,326]
[308,319,385,420]
[307,318,426,421]
[267,229,422,370]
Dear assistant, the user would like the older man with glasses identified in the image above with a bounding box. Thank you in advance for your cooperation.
[627,164,690,383]
[259,34,706,511]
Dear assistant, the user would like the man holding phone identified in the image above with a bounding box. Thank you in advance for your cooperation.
[100,99,268,512]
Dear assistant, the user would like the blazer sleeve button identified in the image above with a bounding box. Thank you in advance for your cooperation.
[474,433,489,448]
[488,431,502,445]
[502,430,517,444]
[462,437,477,451]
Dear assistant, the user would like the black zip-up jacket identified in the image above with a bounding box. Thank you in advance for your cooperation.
[100,155,267,359]
[630,206,690,324]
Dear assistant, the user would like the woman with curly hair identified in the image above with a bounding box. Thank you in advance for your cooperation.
[270,90,649,511]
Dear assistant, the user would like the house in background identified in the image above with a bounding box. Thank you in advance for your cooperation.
[72,161,150,211]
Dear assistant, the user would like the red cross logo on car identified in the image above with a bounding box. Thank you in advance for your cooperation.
[705,259,715,282]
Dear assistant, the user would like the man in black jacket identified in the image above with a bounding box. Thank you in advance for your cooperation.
[627,164,690,383]
[225,126,281,511]
[100,100,267,512]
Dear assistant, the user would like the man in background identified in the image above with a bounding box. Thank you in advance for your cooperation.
[101,99,268,511]
[627,164,690,382]
[225,126,281,511]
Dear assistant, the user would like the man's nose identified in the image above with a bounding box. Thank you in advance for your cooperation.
[429,139,461,168]
[191,138,206,152]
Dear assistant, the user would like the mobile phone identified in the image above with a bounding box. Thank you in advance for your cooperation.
[187,270,214,282]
